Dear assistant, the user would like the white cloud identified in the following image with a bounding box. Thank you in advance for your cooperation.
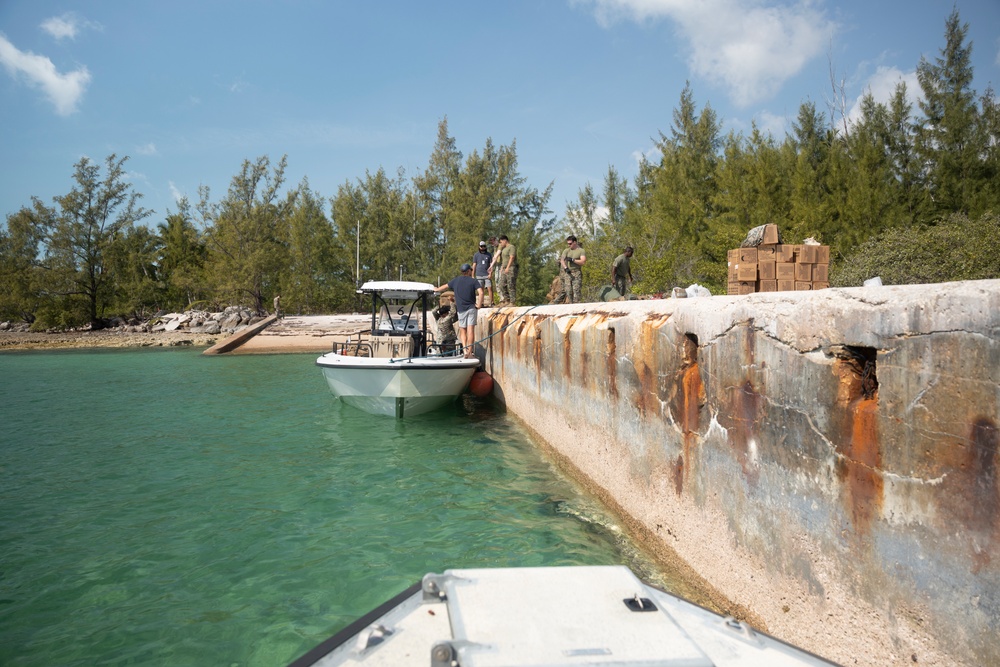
[169,181,184,203]
[0,34,91,115]
[575,0,838,107]
[752,110,788,138]
[136,143,158,156]
[40,13,102,41]
[846,65,920,126]
[631,145,660,166]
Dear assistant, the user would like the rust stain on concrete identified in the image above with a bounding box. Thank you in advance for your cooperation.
[562,317,575,383]
[832,349,883,538]
[668,335,705,496]
[718,380,763,486]
[672,454,685,496]
[606,327,618,399]
[968,417,999,531]
[836,396,883,537]
[633,315,670,417]
[939,416,999,572]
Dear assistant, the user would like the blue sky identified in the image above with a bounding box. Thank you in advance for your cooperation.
[2,1,999,227]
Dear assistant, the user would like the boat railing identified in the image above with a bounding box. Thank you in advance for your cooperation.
[331,341,372,357]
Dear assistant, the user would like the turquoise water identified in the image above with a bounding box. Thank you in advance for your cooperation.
[0,349,662,666]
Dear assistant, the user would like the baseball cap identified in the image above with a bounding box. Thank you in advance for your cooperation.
[479,241,486,247]
[460,263,472,272]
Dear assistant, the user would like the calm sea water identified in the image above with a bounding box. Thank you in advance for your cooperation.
[0,348,666,666]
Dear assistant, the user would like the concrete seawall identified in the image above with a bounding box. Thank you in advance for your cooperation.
[478,280,999,666]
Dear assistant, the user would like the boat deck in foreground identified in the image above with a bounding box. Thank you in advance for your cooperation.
[288,565,837,666]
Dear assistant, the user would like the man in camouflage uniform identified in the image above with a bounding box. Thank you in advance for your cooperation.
[432,296,458,353]
[611,246,634,297]
[561,235,586,303]
[489,234,518,305]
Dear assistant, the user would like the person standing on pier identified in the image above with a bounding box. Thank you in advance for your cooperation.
[472,241,495,306]
[562,235,586,303]
[489,235,518,305]
[435,263,483,358]
[611,246,634,297]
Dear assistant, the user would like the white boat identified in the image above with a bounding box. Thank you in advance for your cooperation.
[316,281,480,418]
[286,565,837,666]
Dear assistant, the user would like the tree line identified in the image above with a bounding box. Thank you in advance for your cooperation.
[564,9,999,295]
[1,9,996,329]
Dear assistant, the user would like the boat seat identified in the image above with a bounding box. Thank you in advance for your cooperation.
[371,334,414,359]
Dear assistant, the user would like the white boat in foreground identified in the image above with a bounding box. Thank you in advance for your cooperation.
[287,565,837,666]
[316,281,480,418]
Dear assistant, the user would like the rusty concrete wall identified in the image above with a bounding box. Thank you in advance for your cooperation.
[478,280,999,667]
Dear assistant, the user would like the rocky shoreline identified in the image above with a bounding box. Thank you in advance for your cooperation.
[0,312,371,353]
[0,329,221,351]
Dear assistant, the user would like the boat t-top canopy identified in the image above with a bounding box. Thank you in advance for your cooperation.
[358,281,437,300]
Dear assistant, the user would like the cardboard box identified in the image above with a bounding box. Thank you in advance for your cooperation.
[813,263,829,282]
[777,279,795,292]
[800,244,819,263]
[758,280,777,292]
[757,244,776,261]
[776,262,795,280]
[817,245,830,263]
[775,244,795,262]
[758,260,776,280]
[795,281,812,290]
[728,262,738,281]
[795,263,813,281]
[813,281,830,290]
[728,248,740,263]
[737,263,758,281]
[738,281,755,295]
[727,282,740,295]
[738,247,758,263]
[763,224,780,244]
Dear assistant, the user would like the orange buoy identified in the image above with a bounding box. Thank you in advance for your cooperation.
[468,371,494,397]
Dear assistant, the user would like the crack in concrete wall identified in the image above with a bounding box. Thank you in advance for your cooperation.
[479,280,1000,667]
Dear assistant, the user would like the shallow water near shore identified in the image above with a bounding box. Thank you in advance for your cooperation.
[0,348,669,666]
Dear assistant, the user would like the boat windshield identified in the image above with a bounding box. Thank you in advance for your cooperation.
[375,298,423,334]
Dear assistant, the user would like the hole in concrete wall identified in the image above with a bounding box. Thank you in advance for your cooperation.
[833,345,879,401]
[853,346,878,400]
[683,333,699,365]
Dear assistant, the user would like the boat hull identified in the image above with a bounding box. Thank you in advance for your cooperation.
[316,353,480,418]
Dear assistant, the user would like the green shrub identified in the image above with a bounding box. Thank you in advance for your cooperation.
[831,213,1000,286]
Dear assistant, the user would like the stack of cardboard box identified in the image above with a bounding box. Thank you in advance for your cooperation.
[727,224,830,295]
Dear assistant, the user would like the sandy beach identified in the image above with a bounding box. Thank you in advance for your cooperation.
[0,314,371,353]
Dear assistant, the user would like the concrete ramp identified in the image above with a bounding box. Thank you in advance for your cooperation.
[202,315,278,355]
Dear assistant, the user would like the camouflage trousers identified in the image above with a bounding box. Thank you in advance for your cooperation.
[497,266,518,304]
[613,276,628,297]
[567,270,582,303]
[551,272,569,304]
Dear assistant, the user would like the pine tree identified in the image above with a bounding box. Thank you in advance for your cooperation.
[915,8,982,216]
[43,154,152,327]
[198,155,292,313]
